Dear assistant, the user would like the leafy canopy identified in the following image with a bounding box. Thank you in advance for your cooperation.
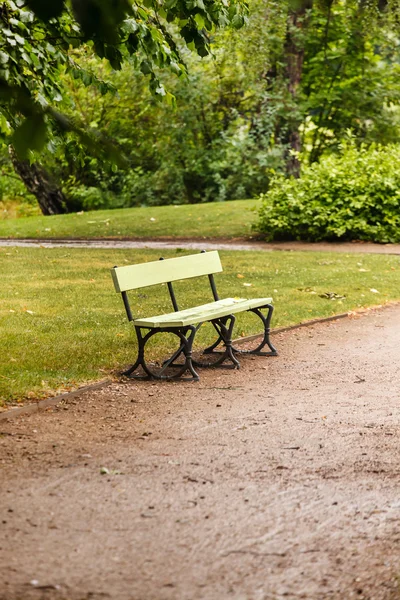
[0,0,248,156]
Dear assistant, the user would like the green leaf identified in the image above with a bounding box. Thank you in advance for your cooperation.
[194,13,205,29]
[140,60,152,75]
[231,14,244,29]
[137,7,149,20]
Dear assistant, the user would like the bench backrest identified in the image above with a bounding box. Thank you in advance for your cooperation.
[111,251,223,293]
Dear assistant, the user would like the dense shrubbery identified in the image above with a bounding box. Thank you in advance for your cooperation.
[49,45,285,209]
[257,144,400,243]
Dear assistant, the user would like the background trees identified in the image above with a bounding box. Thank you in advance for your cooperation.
[0,0,248,213]
[1,0,400,218]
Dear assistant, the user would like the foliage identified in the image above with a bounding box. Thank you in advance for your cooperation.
[0,0,248,156]
[301,0,400,162]
[0,197,39,218]
[4,0,400,213]
[32,0,288,208]
[38,0,400,209]
[49,57,285,207]
[233,0,400,173]
[2,245,400,403]
[257,142,400,243]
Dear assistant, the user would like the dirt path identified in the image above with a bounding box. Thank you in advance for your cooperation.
[0,237,400,254]
[1,305,400,600]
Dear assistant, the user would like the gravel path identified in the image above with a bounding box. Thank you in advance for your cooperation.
[0,237,400,254]
[1,304,400,600]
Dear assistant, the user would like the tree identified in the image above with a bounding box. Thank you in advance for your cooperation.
[253,0,400,176]
[0,0,248,213]
[302,0,400,163]
[38,14,288,209]
[35,0,400,209]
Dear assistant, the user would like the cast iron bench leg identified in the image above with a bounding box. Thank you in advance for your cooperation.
[193,315,240,369]
[232,304,278,356]
[123,325,199,381]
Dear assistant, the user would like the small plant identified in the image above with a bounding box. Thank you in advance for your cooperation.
[257,143,400,243]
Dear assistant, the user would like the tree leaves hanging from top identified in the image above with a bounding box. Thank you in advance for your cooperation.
[0,0,249,156]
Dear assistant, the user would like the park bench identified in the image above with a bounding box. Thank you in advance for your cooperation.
[111,251,277,381]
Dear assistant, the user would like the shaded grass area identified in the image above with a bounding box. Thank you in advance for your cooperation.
[1,247,399,405]
[0,199,259,240]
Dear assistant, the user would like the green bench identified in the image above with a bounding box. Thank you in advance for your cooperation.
[111,251,277,381]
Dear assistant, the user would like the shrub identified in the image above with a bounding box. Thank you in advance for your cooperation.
[257,143,400,243]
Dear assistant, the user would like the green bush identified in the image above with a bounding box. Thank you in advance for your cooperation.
[257,143,400,243]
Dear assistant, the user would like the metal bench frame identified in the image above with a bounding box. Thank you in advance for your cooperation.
[111,251,277,381]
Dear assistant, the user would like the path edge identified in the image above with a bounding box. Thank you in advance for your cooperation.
[0,380,111,421]
[1,303,396,421]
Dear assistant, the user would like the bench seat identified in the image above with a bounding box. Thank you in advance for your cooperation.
[134,297,273,328]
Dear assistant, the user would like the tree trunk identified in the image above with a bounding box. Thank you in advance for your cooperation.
[9,146,67,215]
[281,3,312,178]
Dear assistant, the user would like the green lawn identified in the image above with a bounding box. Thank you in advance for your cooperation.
[1,247,399,405]
[0,199,260,240]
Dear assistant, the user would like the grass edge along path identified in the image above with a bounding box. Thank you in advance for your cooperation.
[1,247,399,406]
[0,308,377,420]
[0,199,260,241]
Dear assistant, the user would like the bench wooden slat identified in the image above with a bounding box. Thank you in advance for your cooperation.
[111,251,223,293]
[134,297,273,328]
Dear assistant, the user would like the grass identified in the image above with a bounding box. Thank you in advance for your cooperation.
[0,199,260,240]
[1,246,399,406]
